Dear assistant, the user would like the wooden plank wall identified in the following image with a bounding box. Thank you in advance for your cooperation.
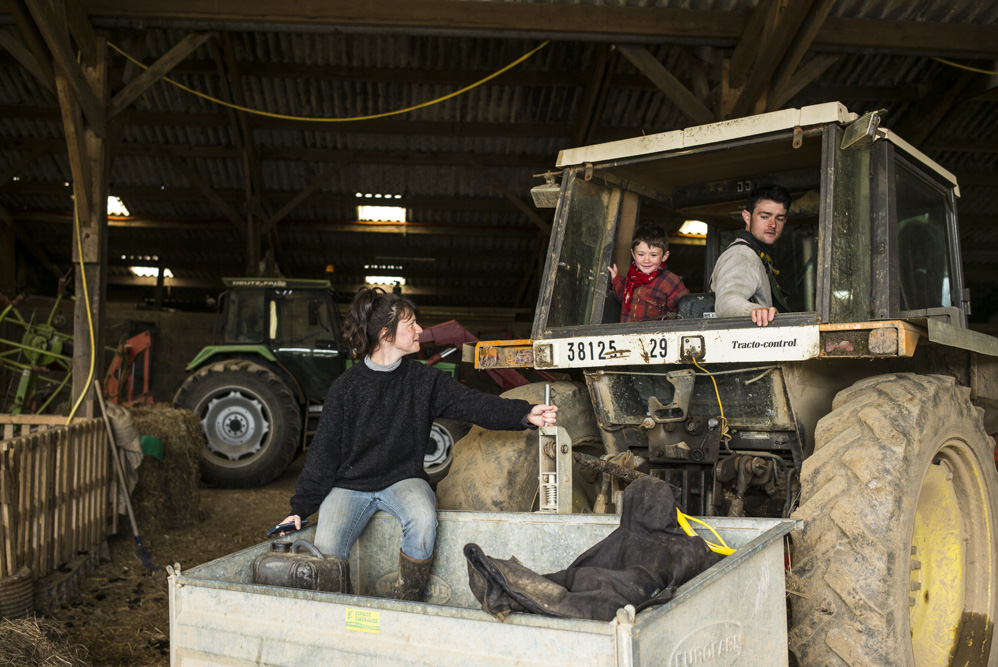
[0,414,70,441]
[0,416,113,580]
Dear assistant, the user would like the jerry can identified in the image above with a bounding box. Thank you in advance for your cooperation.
[252,539,350,593]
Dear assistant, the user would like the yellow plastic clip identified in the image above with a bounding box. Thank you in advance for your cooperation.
[677,509,736,556]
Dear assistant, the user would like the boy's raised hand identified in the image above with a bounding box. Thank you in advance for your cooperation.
[608,264,619,280]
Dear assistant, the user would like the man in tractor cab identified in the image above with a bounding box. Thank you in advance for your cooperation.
[709,184,792,327]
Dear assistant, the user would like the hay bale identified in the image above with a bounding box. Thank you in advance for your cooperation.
[0,616,90,666]
[126,406,206,534]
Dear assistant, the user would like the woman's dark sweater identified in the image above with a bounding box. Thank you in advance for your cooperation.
[289,357,533,518]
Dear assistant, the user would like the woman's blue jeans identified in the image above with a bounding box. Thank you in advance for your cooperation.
[313,478,438,561]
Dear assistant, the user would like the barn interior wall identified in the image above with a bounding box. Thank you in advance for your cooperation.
[0,226,13,298]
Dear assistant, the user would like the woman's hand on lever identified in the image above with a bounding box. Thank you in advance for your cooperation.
[527,404,558,428]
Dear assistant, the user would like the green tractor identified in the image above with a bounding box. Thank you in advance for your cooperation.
[173,278,463,488]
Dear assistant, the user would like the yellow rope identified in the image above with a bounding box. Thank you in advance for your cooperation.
[107,40,550,122]
[932,57,998,76]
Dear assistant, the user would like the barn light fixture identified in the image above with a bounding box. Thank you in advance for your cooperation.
[108,195,130,217]
[130,266,173,278]
[357,204,406,222]
[356,193,405,222]
[678,220,708,237]
[365,276,405,287]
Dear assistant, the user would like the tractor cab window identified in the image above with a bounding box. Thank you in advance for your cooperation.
[268,290,336,348]
[713,211,819,314]
[541,175,712,332]
[537,130,825,337]
[895,161,958,314]
[545,177,616,330]
[222,289,266,343]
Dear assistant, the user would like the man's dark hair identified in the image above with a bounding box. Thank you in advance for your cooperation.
[630,224,669,252]
[745,184,792,214]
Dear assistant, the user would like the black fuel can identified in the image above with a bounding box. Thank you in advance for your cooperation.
[252,539,350,593]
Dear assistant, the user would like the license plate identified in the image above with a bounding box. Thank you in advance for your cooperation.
[534,326,820,369]
[534,334,675,369]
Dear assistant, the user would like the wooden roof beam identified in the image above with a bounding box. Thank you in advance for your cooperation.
[216,32,275,274]
[63,0,97,66]
[729,0,815,119]
[769,53,840,110]
[466,156,550,233]
[5,0,54,88]
[616,44,714,126]
[162,150,248,231]
[0,101,574,138]
[260,161,345,236]
[0,26,53,92]
[4,182,548,214]
[108,31,214,119]
[767,0,837,111]
[23,0,105,135]
[78,1,998,57]
[571,44,617,147]
[13,209,541,236]
[727,0,776,91]
[108,240,526,265]
[894,69,982,148]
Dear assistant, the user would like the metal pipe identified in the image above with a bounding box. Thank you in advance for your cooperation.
[571,451,647,483]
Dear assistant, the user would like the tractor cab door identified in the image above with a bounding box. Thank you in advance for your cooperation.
[267,288,345,402]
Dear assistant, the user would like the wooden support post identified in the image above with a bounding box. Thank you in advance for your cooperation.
[54,36,111,419]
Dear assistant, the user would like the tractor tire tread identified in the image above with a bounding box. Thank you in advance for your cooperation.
[789,373,995,666]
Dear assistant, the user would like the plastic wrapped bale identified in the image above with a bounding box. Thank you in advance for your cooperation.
[127,406,206,535]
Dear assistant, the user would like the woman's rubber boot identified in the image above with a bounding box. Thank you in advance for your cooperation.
[394,550,433,601]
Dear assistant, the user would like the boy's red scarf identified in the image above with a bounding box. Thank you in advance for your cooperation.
[622,263,662,313]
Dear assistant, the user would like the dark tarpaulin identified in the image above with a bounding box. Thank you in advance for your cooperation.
[465,476,724,622]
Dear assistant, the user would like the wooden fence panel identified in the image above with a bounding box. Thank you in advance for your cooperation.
[0,417,113,580]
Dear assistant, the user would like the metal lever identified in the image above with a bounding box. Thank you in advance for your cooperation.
[538,425,573,513]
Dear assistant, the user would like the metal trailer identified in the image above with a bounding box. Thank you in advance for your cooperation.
[169,511,794,666]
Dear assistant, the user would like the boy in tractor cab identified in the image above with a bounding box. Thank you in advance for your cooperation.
[608,223,690,322]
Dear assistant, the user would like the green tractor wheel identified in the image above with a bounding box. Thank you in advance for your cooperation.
[174,359,302,488]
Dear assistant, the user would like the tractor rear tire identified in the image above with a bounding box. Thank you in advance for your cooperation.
[789,373,998,666]
[435,381,601,511]
[174,359,302,489]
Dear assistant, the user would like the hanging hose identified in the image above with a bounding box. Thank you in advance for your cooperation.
[65,193,97,424]
[108,40,550,123]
